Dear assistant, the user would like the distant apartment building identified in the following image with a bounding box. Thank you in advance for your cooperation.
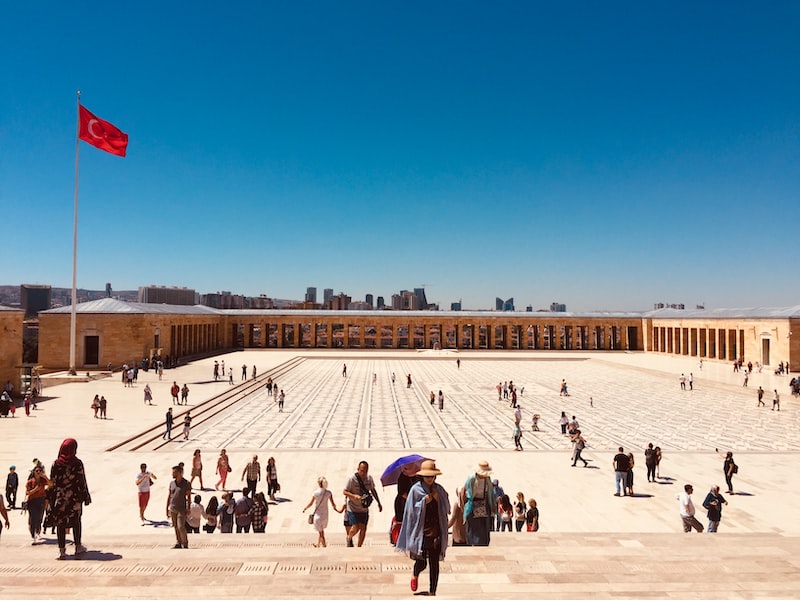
[349,301,372,310]
[654,302,687,310]
[20,284,51,318]
[376,296,385,309]
[365,294,374,309]
[305,287,317,303]
[496,297,515,312]
[451,301,462,311]
[392,290,420,310]
[550,302,567,312]
[323,288,334,304]
[249,295,274,309]
[138,285,196,305]
[201,291,245,309]
[326,293,352,310]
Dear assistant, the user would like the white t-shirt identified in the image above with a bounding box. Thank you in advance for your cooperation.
[187,501,204,528]
[136,471,153,493]
[678,492,695,517]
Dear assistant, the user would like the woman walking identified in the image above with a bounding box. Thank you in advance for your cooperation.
[526,498,539,532]
[514,492,527,532]
[463,460,495,546]
[189,449,203,490]
[49,438,92,559]
[626,451,635,496]
[217,492,235,533]
[396,460,450,597]
[215,449,230,491]
[716,449,737,494]
[498,494,514,531]
[251,492,270,533]
[266,457,279,501]
[448,487,467,546]
[203,496,218,533]
[25,464,50,544]
[302,476,341,547]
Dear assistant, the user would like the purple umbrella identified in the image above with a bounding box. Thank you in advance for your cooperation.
[380,454,430,487]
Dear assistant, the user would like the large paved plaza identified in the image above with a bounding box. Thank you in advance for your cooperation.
[0,350,798,598]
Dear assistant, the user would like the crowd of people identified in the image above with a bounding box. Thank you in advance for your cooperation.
[0,353,789,597]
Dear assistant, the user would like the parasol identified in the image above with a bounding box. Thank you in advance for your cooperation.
[380,454,430,487]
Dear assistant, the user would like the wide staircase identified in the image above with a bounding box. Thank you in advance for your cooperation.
[0,531,798,598]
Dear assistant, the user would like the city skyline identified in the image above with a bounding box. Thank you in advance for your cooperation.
[2,3,798,311]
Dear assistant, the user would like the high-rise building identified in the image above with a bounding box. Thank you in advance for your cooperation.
[323,288,334,303]
[105,283,112,297]
[496,297,514,312]
[365,293,374,309]
[451,301,462,311]
[20,284,51,318]
[376,296,385,309]
[305,287,317,303]
[413,288,428,309]
[550,302,567,312]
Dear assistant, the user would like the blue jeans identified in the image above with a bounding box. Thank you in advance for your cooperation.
[707,520,720,533]
[615,471,627,495]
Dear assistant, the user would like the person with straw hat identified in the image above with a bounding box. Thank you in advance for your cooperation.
[463,460,496,546]
[396,459,450,597]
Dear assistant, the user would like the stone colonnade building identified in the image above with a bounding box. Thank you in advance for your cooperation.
[0,305,24,389]
[646,306,799,368]
[32,299,799,373]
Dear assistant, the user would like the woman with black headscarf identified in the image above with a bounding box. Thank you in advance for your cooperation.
[48,438,91,560]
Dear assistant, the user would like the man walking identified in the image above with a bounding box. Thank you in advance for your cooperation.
[702,485,728,533]
[234,488,255,533]
[170,381,180,405]
[644,443,657,482]
[613,447,630,496]
[343,461,382,547]
[678,484,703,532]
[166,464,191,548]
[241,455,261,497]
[163,407,174,440]
[757,386,765,407]
[5,465,18,509]
[136,463,157,524]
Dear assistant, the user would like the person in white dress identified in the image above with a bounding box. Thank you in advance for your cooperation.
[302,476,344,548]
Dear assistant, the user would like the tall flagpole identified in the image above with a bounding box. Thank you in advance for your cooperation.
[69,90,81,376]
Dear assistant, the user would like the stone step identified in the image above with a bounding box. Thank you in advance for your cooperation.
[0,531,797,599]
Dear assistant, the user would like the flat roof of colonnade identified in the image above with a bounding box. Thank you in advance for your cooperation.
[39,297,800,319]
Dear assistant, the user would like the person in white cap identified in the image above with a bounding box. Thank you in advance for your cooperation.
[396,459,450,597]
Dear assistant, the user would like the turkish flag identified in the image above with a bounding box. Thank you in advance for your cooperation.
[79,105,128,157]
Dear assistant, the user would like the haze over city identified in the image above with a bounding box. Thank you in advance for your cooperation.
[2,2,798,311]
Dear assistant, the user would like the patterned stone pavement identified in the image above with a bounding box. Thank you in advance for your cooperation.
[186,353,800,453]
[0,349,798,598]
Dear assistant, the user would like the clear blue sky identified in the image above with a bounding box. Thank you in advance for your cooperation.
[2,2,798,311]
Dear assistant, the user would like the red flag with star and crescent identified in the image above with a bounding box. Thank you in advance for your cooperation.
[78,105,128,157]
